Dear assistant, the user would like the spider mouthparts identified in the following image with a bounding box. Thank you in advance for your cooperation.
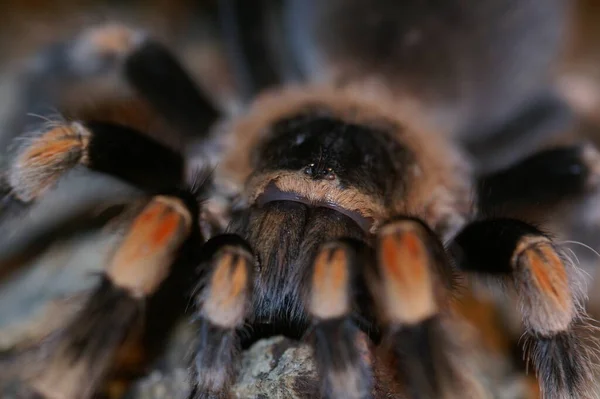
[256,183,374,233]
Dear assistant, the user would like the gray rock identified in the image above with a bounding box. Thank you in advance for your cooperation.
[128,336,319,399]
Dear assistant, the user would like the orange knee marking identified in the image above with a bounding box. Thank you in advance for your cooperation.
[210,253,249,305]
[523,244,570,312]
[17,124,89,169]
[516,238,574,333]
[44,126,73,139]
[311,246,350,319]
[528,254,557,297]
[403,233,421,258]
[204,249,251,327]
[230,257,248,297]
[115,201,183,264]
[540,246,568,284]
[378,227,437,325]
[88,25,139,55]
[381,234,399,277]
[9,124,90,201]
[313,248,347,296]
[400,233,426,282]
[135,201,162,223]
[106,196,192,297]
[150,212,180,247]
[22,138,82,162]
[36,125,78,141]
[381,232,427,292]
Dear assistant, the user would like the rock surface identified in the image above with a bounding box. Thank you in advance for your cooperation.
[128,336,319,399]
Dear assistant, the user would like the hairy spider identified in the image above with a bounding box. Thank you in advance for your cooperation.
[0,0,598,399]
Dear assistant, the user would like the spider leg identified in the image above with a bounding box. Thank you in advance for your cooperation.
[123,38,220,138]
[7,120,185,204]
[17,190,204,399]
[450,218,594,399]
[477,143,600,218]
[4,24,218,147]
[3,22,224,209]
[477,142,600,278]
[307,219,483,399]
[307,239,373,399]
[189,234,254,399]
[368,218,481,399]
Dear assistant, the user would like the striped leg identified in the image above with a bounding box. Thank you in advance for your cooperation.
[306,218,482,399]
[189,234,254,399]
[451,218,595,399]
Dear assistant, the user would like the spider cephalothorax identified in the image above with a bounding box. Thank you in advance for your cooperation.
[0,1,599,399]
[211,87,472,326]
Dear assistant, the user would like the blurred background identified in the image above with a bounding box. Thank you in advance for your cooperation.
[0,0,600,168]
[0,0,238,145]
[1,0,600,144]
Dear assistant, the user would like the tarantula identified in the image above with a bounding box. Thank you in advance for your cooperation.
[0,0,598,398]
